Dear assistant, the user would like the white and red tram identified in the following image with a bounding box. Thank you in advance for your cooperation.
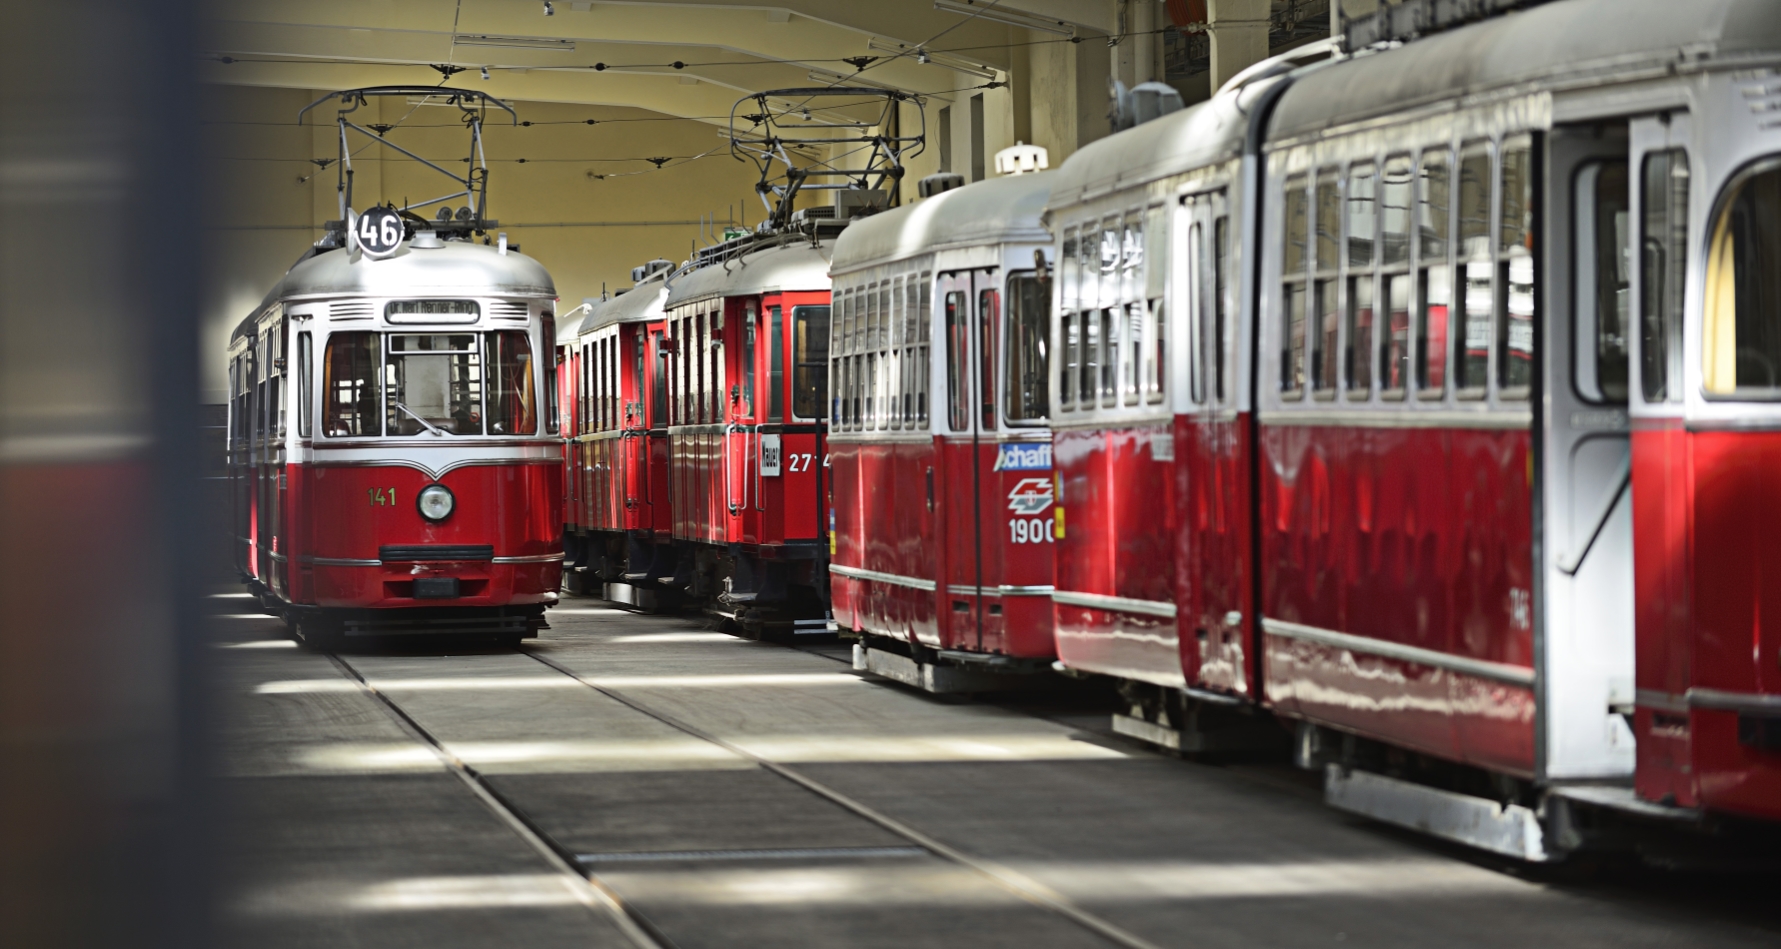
[229,230,563,647]
[566,260,676,604]
[658,226,836,635]
[829,171,1059,687]
[1033,0,1781,856]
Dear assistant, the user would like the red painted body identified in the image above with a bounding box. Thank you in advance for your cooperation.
[1175,410,1254,695]
[1259,423,1535,776]
[1052,424,1179,681]
[668,290,828,553]
[236,455,562,609]
[1634,424,1781,820]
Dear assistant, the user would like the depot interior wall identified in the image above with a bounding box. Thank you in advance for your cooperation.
[200,82,764,403]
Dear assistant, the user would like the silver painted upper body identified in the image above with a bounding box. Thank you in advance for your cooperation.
[582,270,668,336]
[829,171,1055,276]
[663,240,832,310]
[1268,0,1781,143]
[233,238,556,342]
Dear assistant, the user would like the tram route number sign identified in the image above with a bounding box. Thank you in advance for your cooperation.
[353,206,406,259]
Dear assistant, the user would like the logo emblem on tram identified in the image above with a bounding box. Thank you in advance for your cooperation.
[994,442,1052,471]
[1006,477,1054,516]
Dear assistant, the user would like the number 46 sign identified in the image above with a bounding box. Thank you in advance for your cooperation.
[353,206,406,259]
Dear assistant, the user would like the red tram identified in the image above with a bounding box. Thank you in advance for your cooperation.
[229,231,563,647]
[656,222,836,635]
[1036,0,1780,857]
[829,171,1059,689]
[566,260,675,606]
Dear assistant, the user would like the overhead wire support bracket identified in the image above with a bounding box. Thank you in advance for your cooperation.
[727,86,925,232]
[298,86,518,245]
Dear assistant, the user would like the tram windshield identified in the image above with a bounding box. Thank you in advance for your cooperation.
[1703,163,1781,398]
[320,330,538,437]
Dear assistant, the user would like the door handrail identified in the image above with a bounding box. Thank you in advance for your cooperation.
[1558,454,1631,576]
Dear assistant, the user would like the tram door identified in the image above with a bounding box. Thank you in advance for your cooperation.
[1178,189,1249,693]
[938,269,1000,650]
[1540,123,1637,781]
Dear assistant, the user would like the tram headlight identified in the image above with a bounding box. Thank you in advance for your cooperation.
[417,483,455,521]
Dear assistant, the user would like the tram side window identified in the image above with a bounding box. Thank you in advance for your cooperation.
[1575,161,1630,403]
[1703,161,1781,396]
[1455,142,1493,395]
[1281,175,1309,396]
[792,305,830,421]
[1346,164,1377,396]
[979,287,1000,429]
[1144,203,1167,404]
[1641,149,1688,402]
[1120,218,1143,405]
[1418,149,1453,399]
[1313,171,1340,397]
[768,306,784,422]
[1006,271,1051,424]
[1499,134,1535,397]
[297,332,312,438]
[918,273,932,425]
[1379,157,1414,397]
[1100,223,1122,405]
[323,332,381,437]
[543,315,558,434]
[944,290,969,430]
[1214,215,1230,403]
[1059,232,1079,408]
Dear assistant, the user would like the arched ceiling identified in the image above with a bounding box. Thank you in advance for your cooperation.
[203,1,1115,125]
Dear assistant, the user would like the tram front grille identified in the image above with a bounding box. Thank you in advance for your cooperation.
[379,544,494,562]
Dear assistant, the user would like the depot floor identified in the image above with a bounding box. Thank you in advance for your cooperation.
[213,594,1781,949]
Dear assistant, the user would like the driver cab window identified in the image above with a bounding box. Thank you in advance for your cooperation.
[1704,162,1781,397]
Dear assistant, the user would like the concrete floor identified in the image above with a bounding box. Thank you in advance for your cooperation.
[214,594,1781,948]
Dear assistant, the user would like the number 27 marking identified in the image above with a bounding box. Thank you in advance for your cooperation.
[368,487,397,507]
[786,453,815,473]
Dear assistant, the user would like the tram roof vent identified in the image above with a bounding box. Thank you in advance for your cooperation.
[918,173,966,198]
[1110,81,1183,133]
[1341,0,1557,52]
[631,258,673,283]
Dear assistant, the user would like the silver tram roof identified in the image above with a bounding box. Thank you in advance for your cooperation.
[1044,79,1257,212]
[828,171,1055,276]
[232,239,556,342]
[580,270,669,336]
[1270,0,1781,142]
[663,240,832,311]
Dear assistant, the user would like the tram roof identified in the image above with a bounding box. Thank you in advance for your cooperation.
[581,272,668,336]
[234,239,556,341]
[1044,83,1255,212]
[1269,0,1781,143]
[663,239,831,310]
[828,171,1055,275]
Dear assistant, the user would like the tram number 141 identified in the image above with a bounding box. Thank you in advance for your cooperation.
[368,487,398,507]
[1010,517,1053,544]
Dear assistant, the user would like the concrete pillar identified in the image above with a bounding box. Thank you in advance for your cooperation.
[1132,0,1156,84]
[1208,0,1271,92]
[1112,0,1136,90]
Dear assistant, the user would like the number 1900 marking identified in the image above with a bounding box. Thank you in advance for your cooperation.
[368,487,397,507]
[1010,517,1053,544]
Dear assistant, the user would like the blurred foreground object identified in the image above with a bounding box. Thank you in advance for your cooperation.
[0,1,207,946]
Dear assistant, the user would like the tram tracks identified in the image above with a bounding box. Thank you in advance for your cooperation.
[324,645,1167,949]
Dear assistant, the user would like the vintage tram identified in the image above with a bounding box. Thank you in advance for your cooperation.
[829,170,1059,690]
[1032,0,1781,857]
[228,230,563,647]
[565,259,676,606]
[656,221,836,636]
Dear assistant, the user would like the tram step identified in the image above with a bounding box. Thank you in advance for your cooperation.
[853,644,1031,694]
[1110,713,1280,754]
[1324,765,1551,862]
